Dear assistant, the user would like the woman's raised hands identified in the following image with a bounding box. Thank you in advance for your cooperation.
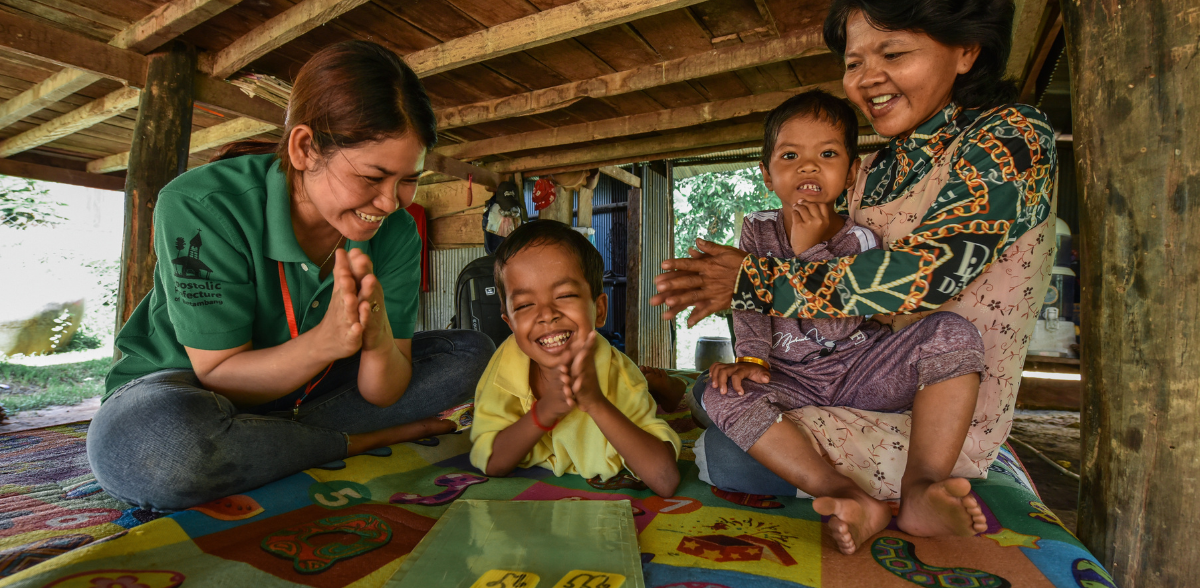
[650,239,748,327]
[347,248,393,354]
[313,248,365,362]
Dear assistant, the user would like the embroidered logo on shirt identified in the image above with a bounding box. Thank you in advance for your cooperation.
[172,230,214,279]
[171,230,224,307]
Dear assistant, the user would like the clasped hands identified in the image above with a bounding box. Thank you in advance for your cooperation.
[313,248,392,362]
[535,331,609,427]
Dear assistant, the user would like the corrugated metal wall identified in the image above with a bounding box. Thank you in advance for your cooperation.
[416,246,486,332]
[635,162,676,368]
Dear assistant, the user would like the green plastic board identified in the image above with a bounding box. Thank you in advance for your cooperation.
[386,499,644,588]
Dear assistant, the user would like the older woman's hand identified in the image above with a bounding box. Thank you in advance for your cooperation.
[650,239,749,327]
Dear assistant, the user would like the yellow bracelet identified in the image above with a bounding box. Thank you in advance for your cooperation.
[735,356,771,370]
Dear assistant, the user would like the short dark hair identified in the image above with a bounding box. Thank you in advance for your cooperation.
[493,220,605,305]
[823,0,1018,109]
[762,90,860,165]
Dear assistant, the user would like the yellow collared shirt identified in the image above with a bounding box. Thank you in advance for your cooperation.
[469,335,681,481]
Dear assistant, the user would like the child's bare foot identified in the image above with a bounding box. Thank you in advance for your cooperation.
[639,366,686,412]
[813,490,892,555]
[896,478,987,537]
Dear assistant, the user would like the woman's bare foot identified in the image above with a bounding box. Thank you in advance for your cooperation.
[639,366,686,412]
[813,490,892,555]
[896,478,987,537]
[347,417,455,456]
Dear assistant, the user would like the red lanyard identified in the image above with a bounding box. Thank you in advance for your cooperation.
[278,261,333,418]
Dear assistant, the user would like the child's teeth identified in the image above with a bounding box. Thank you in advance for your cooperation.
[539,332,571,346]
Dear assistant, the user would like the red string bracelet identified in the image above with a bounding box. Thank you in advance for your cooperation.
[530,400,556,431]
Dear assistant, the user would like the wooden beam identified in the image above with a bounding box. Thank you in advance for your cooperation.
[625,184,642,361]
[113,0,242,54]
[425,151,502,190]
[752,0,779,37]
[524,140,761,178]
[1018,13,1063,104]
[404,0,708,77]
[0,157,125,191]
[435,26,827,130]
[439,81,841,160]
[1006,0,1054,82]
[117,43,197,330]
[414,179,494,219]
[485,122,762,175]
[539,184,574,224]
[0,0,242,131]
[599,165,641,188]
[192,74,286,126]
[0,11,148,86]
[88,116,276,173]
[0,68,100,129]
[1064,0,1200,584]
[428,213,484,249]
[0,73,281,162]
[200,0,370,79]
[0,86,141,158]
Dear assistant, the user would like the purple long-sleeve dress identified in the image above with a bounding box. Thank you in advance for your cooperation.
[705,209,986,451]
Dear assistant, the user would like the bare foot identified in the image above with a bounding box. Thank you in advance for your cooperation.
[639,366,686,412]
[347,417,454,456]
[813,491,892,555]
[896,478,987,537]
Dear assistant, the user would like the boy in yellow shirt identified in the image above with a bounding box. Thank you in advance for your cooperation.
[469,221,681,497]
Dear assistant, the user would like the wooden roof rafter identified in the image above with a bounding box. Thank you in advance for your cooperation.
[0,0,244,158]
[433,26,828,130]
[437,80,843,162]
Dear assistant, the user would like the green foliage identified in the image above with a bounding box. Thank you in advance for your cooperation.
[0,177,66,229]
[0,358,109,414]
[673,167,781,258]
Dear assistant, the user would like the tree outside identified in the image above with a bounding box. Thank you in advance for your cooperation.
[672,166,781,369]
[0,176,123,417]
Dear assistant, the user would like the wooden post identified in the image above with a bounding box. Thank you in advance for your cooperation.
[625,184,643,362]
[577,186,594,228]
[1063,2,1199,585]
[115,41,196,333]
[541,183,574,224]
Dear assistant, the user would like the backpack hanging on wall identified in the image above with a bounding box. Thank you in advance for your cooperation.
[449,255,511,346]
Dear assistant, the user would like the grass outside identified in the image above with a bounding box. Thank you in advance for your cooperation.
[1,176,122,417]
[0,357,109,413]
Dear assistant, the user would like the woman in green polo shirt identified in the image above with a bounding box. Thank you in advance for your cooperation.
[87,41,496,511]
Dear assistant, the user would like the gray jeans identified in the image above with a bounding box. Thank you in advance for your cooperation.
[87,329,495,511]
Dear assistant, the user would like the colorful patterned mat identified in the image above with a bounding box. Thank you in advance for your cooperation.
[0,411,1114,587]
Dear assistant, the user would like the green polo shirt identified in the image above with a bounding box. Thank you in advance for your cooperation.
[105,153,421,400]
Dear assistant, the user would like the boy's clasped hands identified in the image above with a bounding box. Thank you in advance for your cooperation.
[535,331,605,425]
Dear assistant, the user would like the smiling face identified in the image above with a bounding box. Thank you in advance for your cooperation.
[289,126,426,242]
[499,243,608,369]
[760,115,855,208]
[841,10,980,138]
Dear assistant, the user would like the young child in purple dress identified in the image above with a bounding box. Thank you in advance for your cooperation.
[703,91,989,554]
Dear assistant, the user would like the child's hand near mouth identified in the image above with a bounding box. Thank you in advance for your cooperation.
[788,200,843,255]
[559,331,606,413]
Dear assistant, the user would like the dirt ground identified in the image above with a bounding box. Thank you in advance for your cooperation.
[1007,409,1081,532]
